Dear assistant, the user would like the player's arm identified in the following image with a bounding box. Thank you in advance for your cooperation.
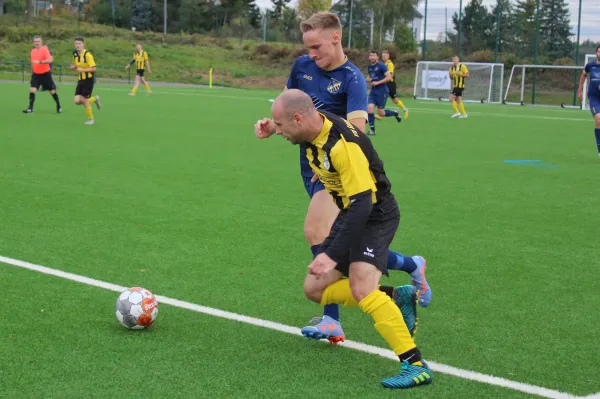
[457,65,470,78]
[322,143,374,263]
[578,65,590,100]
[125,57,134,70]
[374,71,392,86]
[346,72,368,133]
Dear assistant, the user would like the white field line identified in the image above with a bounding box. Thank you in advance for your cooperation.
[97,87,590,123]
[0,255,586,399]
[581,394,600,399]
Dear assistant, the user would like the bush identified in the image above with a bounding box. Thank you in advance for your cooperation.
[466,50,494,63]
[553,57,575,66]
[255,43,271,55]
[396,52,419,66]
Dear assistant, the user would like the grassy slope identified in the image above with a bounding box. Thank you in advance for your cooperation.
[0,15,416,91]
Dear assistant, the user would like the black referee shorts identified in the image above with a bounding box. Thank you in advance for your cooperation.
[75,79,94,98]
[318,196,400,277]
[30,72,56,91]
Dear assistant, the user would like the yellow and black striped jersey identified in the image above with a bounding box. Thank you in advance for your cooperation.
[450,63,468,88]
[305,111,392,210]
[72,49,95,80]
[133,51,148,70]
[385,60,395,82]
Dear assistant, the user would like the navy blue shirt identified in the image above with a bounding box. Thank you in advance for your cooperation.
[585,61,600,96]
[368,61,389,93]
[286,55,368,177]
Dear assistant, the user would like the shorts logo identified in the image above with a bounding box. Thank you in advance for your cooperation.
[363,247,375,258]
[323,152,331,170]
[327,78,342,94]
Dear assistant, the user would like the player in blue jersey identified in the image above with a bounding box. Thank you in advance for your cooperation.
[578,45,600,157]
[366,51,402,135]
[253,12,431,344]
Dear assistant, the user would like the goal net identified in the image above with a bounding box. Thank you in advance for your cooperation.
[413,61,504,104]
[582,54,596,111]
[503,64,583,108]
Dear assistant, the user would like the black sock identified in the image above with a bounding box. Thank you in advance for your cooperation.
[398,347,422,364]
[29,93,35,110]
[51,92,60,107]
[379,286,395,299]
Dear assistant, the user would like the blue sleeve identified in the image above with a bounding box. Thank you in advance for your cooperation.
[346,71,368,115]
[585,63,591,74]
[286,58,300,89]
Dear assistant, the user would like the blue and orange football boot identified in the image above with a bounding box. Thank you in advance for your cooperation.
[300,315,345,344]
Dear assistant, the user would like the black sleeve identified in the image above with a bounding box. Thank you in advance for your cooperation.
[324,191,372,262]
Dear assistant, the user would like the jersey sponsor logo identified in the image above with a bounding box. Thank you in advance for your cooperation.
[327,78,342,94]
[303,74,313,80]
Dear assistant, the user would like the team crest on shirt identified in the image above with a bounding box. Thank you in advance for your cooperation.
[323,152,331,170]
[327,78,342,94]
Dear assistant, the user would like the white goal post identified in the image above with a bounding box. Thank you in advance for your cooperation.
[413,61,504,104]
[582,54,596,111]
[504,64,584,109]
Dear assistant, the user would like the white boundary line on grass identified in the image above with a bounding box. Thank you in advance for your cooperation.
[98,87,590,123]
[0,255,587,399]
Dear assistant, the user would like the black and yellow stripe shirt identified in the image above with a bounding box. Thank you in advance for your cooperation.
[72,49,96,80]
[133,51,148,70]
[450,63,469,88]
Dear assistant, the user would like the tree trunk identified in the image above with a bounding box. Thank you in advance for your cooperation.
[369,10,374,49]
[26,0,34,20]
[379,10,384,49]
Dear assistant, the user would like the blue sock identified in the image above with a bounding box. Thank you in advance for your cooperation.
[387,250,418,274]
[312,244,340,321]
[595,128,600,153]
[368,113,375,131]
[384,109,396,117]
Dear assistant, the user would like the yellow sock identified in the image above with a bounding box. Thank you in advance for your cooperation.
[88,96,96,104]
[320,279,358,307]
[359,290,415,356]
[132,86,138,94]
[84,105,93,120]
[459,102,467,115]
[144,83,151,93]
[451,101,459,114]
[394,98,406,110]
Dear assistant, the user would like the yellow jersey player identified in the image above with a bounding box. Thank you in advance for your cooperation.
[271,89,433,390]
[449,55,469,119]
[70,37,101,125]
[375,50,408,120]
[125,44,152,96]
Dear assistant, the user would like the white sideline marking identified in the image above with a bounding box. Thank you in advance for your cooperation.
[0,255,586,399]
[99,87,589,123]
[581,394,600,399]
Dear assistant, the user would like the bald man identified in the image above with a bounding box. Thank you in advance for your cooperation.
[271,89,433,390]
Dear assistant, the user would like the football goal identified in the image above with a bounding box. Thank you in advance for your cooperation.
[503,64,585,108]
[413,61,504,104]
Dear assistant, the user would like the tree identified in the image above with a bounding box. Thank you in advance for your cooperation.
[452,0,493,54]
[394,22,415,53]
[490,0,515,54]
[281,6,300,42]
[540,0,573,59]
[131,0,153,30]
[297,0,331,20]
[513,0,537,58]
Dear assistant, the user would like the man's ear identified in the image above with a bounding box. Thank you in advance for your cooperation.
[332,30,341,44]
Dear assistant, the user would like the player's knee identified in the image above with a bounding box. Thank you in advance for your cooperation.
[73,96,80,104]
[29,88,37,94]
[303,277,323,303]
[594,115,600,127]
[377,108,385,116]
[303,221,328,246]
[348,278,372,303]
[368,104,375,113]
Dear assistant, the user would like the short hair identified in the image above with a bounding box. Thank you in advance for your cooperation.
[596,45,600,52]
[369,50,378,55]
[33,35,41,40]
[299,12,342,33]
[382,50,389,54]
[452,55,459,58]
[75,37,84,42]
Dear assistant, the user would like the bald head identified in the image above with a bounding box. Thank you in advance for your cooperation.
[271,89,323,145]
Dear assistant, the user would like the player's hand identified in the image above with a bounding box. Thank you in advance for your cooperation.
[308,253,337,277]
[254,118,276,139]
[311,173,319,183]
[76,68,84,73]
[32,60,40,65]
[70,64,76,70]
[372,81,378,86]
[578,90,583,101]
[125,65,130,70]
[148,70,152,75]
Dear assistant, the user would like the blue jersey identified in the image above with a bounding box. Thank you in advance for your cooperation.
[585,61,600,96]
[368,61,389,93]
[286,55,368,178]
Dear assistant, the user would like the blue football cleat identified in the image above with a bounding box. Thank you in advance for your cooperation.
[411,256,432,307]
[301,315,345,344]
[393,285,417,337]
[381,361,433,389]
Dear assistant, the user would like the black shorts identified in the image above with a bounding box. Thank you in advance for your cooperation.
[386,81,397,99]
[319,196,400,277]
[30,72,56,91]
[136,69,144,77]
[452,87,464,97]
[75,79,94,98]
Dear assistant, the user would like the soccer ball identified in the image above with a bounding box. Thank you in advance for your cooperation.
[115,287,158,330]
